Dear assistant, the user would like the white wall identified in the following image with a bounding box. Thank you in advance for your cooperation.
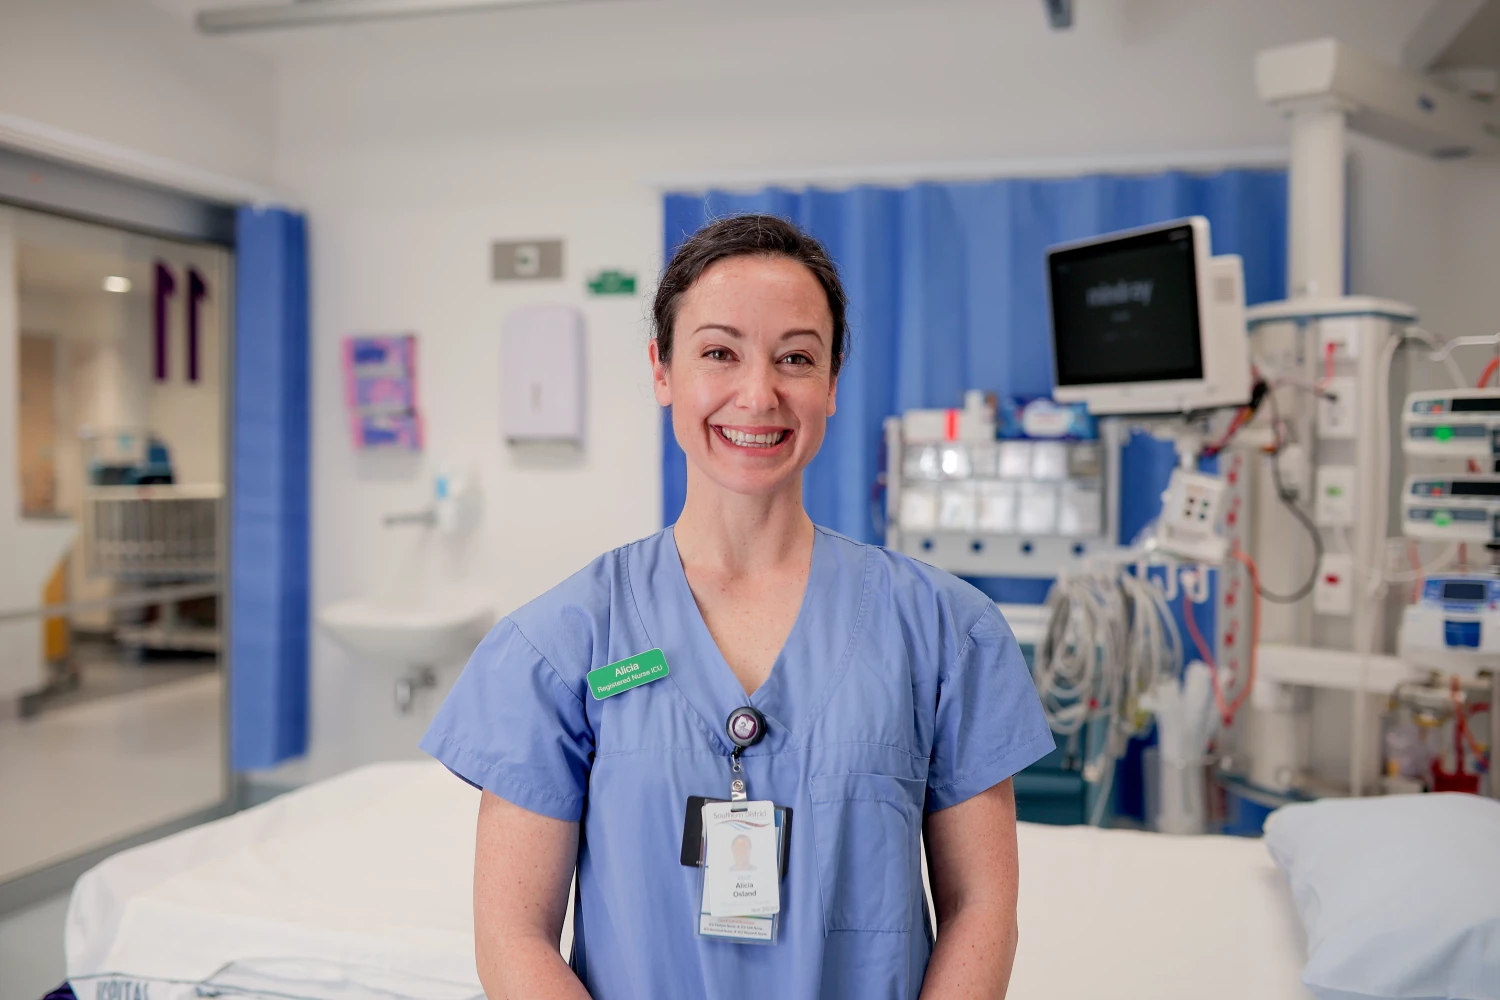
[0,0,277,186]
[250,0,1500,781]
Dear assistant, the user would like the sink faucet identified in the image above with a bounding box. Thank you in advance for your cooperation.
[383,508,436,528]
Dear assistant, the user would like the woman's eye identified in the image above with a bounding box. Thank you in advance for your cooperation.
[781,353,813,366]
[704,348,733,362]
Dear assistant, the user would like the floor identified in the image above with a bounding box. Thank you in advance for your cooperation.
[0,640,227,998]
[0,892,68,999]
[27,636,216,715]
[0,667,226,881]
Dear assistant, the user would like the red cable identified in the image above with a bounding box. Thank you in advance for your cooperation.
[1203,407,1250,456]
[1451,676,1489,764]
[1181,550,1260,729]
[1319,341,1337,387]
[1478,357,1500,389]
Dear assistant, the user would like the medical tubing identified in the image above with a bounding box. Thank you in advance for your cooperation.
[1256,429,1324,603]
[1181,549,1260,729]
[1363,327,1466,602]
[1036,567,1181,824]
[1478,356,1500,389]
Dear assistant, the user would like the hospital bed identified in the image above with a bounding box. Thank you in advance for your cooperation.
[64,761,1312,1000]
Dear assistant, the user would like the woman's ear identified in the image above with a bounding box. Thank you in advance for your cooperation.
[826,372,838,418]
[650,340,672,407]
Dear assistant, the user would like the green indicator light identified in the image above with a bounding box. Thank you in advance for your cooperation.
[1435,425,1454,442]
[1326,485,1344,496]
[1434,510,1453,527]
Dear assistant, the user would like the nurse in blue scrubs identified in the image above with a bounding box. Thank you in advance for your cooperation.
[421,214,1054,1000]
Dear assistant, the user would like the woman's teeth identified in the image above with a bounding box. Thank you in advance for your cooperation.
[720,428,788,448]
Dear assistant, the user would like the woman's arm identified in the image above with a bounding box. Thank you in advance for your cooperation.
[919,778,1022,1000]
[474,790,592,1000]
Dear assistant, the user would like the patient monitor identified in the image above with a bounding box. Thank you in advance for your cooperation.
[1047,217,1251,416]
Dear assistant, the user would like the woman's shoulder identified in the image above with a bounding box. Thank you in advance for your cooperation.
[813,525,998,635]
[501,528,669,676]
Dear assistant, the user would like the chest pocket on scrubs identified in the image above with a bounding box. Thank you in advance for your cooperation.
[809,772,925,933]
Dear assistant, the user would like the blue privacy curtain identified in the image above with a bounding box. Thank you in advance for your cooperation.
[661,171,1288,571]
[231,206,310,770]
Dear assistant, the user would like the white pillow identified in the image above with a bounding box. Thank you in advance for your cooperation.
[1264,793,1500,1000]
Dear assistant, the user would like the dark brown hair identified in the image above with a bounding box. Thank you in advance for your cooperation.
[652,214,848,378]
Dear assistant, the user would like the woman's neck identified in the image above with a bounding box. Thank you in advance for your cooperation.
[673,470,813,577]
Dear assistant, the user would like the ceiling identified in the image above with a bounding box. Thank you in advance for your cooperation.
[1432,0,1500,74]
[15,211,140,298]
[18,242,147,299]
[13,209,226,298]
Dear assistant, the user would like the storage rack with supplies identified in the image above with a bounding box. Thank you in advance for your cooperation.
[79,430,223,654]
[883,397,1122,579]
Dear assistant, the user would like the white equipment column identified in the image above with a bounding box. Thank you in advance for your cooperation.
[1287,102,1350,300]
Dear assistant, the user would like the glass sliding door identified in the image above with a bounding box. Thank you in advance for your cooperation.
[0,204,230,885]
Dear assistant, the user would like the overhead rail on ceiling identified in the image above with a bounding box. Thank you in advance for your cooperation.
[197,0,607,33]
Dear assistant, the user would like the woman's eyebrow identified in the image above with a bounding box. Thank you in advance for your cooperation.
[779,328,823,342]
[692,324,742,337]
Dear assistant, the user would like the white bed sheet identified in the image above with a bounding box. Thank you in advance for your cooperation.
[67,762,484,988]
[68,761,1312,998]
[1008,822,1313,999]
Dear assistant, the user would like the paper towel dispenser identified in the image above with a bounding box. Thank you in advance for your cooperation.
[501,303,586,446]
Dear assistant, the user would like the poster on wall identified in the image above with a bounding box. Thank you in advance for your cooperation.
[342,334,424,450]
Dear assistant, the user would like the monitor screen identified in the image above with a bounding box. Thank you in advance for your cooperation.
[1451,396,1500,413]
[1441,581,1487,602]
[1049,223,1204,387]
[1452,480,1500,497]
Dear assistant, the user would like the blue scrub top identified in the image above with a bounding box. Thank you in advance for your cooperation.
[421,525,1053,1000]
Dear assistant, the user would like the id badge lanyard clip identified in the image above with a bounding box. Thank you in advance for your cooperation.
[725,706,765,812]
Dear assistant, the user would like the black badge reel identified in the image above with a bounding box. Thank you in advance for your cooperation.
[726,706,766,748]
[724,706,766,807]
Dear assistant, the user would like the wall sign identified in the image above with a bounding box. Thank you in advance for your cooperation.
[343,334,423,450]
[152,261,208,382]
[492,238,564,281]
[587,269,637,296]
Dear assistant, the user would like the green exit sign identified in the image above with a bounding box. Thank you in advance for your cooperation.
[588,270,637,296]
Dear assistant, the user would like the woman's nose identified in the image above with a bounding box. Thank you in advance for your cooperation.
[735,358,778,411]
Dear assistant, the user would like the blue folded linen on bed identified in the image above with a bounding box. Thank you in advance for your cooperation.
[1265,793,1500,1000]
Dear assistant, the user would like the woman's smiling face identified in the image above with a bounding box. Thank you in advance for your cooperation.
[652,254,838,499]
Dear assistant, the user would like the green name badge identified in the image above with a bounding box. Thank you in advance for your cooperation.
[587,647,670,700]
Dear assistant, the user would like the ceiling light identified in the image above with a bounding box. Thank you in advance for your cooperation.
[198,0,590,34]
[102,276,132,293]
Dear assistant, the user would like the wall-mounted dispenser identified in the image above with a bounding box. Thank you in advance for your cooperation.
[501,303,586,447]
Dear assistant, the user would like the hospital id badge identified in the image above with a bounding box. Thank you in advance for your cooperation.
[697,802,785,945]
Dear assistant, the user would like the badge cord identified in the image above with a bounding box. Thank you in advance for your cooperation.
[725,706,766,812]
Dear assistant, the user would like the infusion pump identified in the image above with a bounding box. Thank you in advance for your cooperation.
[1402,477,1500,543]
[1401,389,1500,543]
[1403,389,1500,463]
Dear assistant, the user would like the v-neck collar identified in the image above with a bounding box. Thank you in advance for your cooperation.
[627,525,869,757]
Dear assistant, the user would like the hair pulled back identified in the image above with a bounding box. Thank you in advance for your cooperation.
[652,214,848,378]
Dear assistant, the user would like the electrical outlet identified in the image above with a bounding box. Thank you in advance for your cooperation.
[1317,316,1361,359]
[1313,553,1355,616]
[1317,376,1358,440]
[1314,466,1357,526]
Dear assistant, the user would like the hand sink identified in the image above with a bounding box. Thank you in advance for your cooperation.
[318,590,494,668]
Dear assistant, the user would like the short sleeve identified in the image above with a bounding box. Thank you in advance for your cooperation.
[925,604,1055,813]
[419,618,594,821]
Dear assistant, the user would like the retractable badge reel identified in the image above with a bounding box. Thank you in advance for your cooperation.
[725,705,766,808]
